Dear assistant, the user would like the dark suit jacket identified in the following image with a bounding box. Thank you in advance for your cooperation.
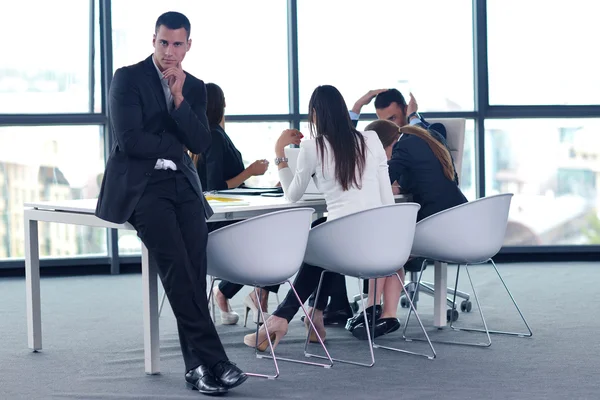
[388,134,467,221]
[95,55,213,224]
[197,124,245,191]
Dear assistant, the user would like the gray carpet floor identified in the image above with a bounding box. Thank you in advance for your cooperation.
[1,262,599,400]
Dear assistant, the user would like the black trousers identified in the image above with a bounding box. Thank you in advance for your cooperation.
[129,169,228,372]
[307,272,350,311]
[208,221,280,298]
[272,217,337,322]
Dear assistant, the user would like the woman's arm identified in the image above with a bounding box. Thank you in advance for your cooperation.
[205,129,268,190]
[275,129,311,202]
[225,160,268,189]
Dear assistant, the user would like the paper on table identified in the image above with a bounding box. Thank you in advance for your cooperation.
[205,195,250,206]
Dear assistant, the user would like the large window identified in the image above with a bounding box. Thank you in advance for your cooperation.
[0,1,94,113]
[0,126,107,259]
[485,119,600,246]
[111,1,289,115]
[297,0,474,114]
[226,122,290,188]
[487,1,600,105]
[4,0,600,265]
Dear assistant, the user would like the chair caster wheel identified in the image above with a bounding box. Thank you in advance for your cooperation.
[400,297,409,308]
[447,308,459,322]
[460,300,472,312]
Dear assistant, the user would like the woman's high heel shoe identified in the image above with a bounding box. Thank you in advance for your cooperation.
[243,293,270,327]
[304,308,326,343]
[243,315,288,352]
[213,287,239,325]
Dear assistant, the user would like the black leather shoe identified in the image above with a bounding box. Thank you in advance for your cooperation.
[324,308,354,325]
[301,307,355,326]
[345,305,382,332]
[351,317,401,340]
[212,361,248,389]
[185,365,228,396]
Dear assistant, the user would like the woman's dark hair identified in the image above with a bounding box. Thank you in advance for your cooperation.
[308,85,366,191]
[206,83,225,126]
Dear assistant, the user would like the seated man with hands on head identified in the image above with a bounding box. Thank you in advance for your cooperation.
[351,88,448,141]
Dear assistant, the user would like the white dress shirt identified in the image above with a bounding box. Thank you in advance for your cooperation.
[278,130,394,221]
[151,56,177,171]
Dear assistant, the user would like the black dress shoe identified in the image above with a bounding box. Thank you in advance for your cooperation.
[185,365,228,396]
[345,305,382,332]
[323,308,354,325]
[301,307,355,326]
[212,360,248,389]
[351,317,401,340]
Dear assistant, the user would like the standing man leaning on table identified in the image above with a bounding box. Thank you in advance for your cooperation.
[95,11,247,396]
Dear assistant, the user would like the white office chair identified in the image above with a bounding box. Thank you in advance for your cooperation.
[404,193,532,347]
[399,118,470,314]
[429,118,466,180]
[304,203,436,367]
[205,208,332,379]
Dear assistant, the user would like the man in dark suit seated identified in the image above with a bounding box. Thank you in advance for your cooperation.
[95,11,246,396]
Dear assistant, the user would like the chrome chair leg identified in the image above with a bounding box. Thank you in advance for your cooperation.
[451,259,533,338]
[374,272,436,359]
[403,262,492,347]
[305,271,375,367]
[158,290,167,317]
[257,280,333,373]
[246,286,281,380]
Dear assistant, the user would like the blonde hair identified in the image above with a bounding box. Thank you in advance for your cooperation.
[365,119,455,181]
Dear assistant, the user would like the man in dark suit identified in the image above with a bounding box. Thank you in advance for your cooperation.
[95,11,246,396]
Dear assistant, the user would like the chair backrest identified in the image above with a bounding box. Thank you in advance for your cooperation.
[428,118,466,180]
[207,208,315,286]
[411,194,513,264]
[303,203,420,279]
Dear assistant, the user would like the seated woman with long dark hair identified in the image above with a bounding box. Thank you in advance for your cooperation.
[349,120,468,339]
[193,83,277,326]
[243,85,395,351]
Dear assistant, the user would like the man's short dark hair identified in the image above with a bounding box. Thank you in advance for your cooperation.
[374,89,407,109]
[155,11,191,39]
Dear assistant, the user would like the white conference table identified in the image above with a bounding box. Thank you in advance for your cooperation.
[23,194,448,374]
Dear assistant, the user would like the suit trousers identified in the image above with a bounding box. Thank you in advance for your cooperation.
[129,169,228,372]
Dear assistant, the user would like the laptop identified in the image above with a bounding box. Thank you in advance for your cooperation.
[284,147,323,199]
